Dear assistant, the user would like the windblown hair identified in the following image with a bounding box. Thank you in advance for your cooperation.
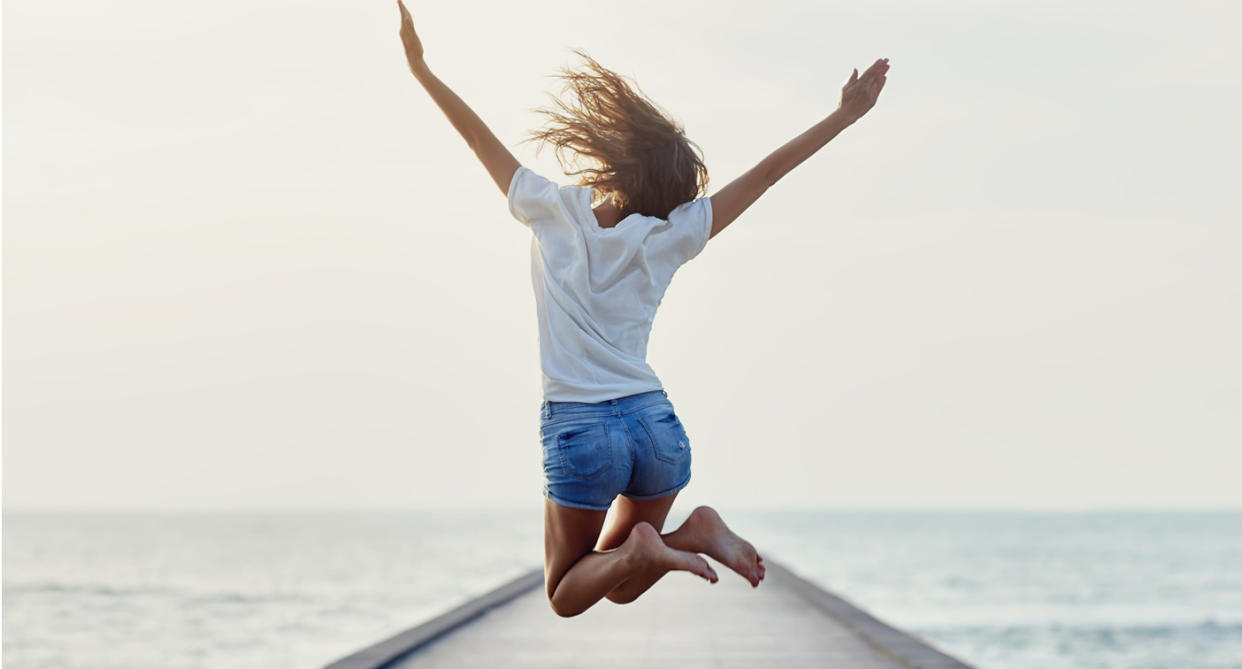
[521,49,709,221]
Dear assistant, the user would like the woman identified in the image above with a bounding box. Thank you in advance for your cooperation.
[396,0,889,617]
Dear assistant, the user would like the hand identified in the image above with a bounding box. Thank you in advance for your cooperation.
[838,57,889,123]
[397,0,425,72]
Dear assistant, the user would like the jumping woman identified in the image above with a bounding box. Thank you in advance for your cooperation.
[396,0,889,617]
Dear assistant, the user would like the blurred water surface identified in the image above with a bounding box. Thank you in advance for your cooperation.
[731,510,1242,669]
[4,509,1240,669]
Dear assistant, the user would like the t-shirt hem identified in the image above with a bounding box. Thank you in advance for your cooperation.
[542,383,665,404]
[507,165,527,223]
[689,195,712,260]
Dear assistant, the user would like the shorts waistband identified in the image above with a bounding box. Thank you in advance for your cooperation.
[541,389,669,420]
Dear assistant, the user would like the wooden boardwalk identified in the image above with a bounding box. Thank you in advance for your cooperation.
[324,560,974,669]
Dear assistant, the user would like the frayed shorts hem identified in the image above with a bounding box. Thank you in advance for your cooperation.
[543,471,691,511]
[621,472,692,502]
[543,489,613,512]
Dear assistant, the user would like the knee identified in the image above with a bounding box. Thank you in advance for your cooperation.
[546,592,583,618]
[605,589,638,605]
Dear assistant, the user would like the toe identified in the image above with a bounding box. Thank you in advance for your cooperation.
[698,558,719,582]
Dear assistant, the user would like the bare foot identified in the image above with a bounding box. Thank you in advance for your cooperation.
[680,506,765,587]
[625,522,718,583]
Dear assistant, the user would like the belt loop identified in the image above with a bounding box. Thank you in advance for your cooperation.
[541,402,550,419]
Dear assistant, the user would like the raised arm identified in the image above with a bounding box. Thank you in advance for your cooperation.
[707,57,890,240]
[397,0,519,197]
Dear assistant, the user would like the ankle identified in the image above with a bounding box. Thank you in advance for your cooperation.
[663,521,703,554]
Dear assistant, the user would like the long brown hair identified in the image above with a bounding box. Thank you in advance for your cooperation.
[522,49,708,220]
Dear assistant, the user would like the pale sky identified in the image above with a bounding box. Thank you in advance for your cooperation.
[4,0,1239,511]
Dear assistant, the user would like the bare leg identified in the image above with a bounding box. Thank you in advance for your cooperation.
[543,498,717,618]
[603,503,766,604]
[596,494,681,604]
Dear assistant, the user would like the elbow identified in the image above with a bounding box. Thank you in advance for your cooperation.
[757,174,778,194]
[755,166,779,191]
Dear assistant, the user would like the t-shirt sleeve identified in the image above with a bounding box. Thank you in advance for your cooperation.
[661,195,714,266]
[507,165,561,228]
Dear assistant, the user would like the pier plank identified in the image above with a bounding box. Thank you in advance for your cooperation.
[326,560,973,669]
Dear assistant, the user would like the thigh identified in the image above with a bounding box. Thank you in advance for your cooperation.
[595,492,680,551]
[543,499,608,599]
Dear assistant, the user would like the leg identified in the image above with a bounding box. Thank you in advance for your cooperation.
[597,492,680,550]
[543,498,718,618]
[596,494,680,604]
[603,502,768,604]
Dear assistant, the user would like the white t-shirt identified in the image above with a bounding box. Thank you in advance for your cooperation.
[508,165,713,402]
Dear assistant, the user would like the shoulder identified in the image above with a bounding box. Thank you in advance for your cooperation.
[643,195,713,268]
[668,196,713,250]
[508,166,582,227]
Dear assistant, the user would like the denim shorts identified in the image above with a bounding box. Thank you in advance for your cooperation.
[539,389,692,511]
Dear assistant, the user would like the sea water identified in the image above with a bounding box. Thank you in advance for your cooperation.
[4,509,1240,669]
[730,510,1242,669]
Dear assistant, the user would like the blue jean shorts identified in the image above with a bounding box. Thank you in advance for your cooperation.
[539,389,692,511]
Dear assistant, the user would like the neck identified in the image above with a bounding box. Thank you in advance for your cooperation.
[592,199,623,229]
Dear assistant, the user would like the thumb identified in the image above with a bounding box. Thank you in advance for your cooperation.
[849,68,858,85]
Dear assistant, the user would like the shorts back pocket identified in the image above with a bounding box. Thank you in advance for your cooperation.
[637,409,690,465]
[552,421,612,480]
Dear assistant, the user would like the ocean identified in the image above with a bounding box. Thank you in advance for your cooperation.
[3,509,1240,669]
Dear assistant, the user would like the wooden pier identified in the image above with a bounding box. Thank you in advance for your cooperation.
[324,559,974,669]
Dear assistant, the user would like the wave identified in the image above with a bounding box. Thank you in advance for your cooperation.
[3,581,309,604]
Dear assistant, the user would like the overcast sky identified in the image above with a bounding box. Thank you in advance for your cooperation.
[4,0,1239,511]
